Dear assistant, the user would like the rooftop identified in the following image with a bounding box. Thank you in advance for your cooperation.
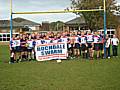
[0,17,40,28]
[65,16,86,25]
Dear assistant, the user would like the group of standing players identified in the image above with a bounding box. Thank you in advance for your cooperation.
[10,31,119,63]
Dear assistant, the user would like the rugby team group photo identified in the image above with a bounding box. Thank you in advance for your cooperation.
[10,31,119,63]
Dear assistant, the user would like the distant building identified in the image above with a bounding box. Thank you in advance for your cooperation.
[64,16,117,38]
[42,21,50,31]
[0,17,41,42]
[64,16,89,31]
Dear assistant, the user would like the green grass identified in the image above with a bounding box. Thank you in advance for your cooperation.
[0,45,120,90]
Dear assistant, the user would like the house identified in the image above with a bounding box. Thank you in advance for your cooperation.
[64,16,89,31]
[64,16,116,38]
[0,17,41,42]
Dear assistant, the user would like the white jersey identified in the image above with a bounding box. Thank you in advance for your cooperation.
[81,36,87,44]
[105,38,111,48]
[86,34,94,43]
[74,36,80,43]
[12,39,20,47]
[69,36,79,44]
[27,40,33,48]
[94,35,100,43]
[12,40,16,47]
[111,38,119,46]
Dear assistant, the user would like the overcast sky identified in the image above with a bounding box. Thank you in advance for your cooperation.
[0,0,120,23]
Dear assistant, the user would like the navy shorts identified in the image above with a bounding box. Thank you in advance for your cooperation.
[87,43,92,48]
[21,47,27,52]
[16,46,21,52]
[27,47,33,52]
[99,43,103,50]
[74,43,80,49]
[94,43,100,51]
[81,44,87,51]
[27,49,32,52]
[11,47,16,53]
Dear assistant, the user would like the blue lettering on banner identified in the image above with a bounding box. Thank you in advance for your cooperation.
[41,50,62,56]
[53,45,57,49]
[37,44,65,51]
[49,46,52,49]
[45,46,48,50]
[41,52,44,56]
[45,51,50,55]
[41,47,44,51]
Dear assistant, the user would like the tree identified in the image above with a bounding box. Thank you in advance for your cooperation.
[50,21,64,31]
[71,0,118,31]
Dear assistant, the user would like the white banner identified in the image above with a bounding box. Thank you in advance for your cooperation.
[35,42,68,61]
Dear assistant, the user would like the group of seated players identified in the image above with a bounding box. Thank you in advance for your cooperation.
[10,30,119,63]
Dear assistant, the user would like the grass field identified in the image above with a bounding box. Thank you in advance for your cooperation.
[0,45,120,90]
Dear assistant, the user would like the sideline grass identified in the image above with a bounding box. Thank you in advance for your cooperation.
[0,45,120,90]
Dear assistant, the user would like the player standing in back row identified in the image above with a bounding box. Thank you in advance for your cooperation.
[86,31,94,60]
[111,35,119,57]
[93,32,100,59]
[80,31,87,59]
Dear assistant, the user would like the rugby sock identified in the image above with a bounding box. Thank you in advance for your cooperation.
[10,57,14,63]
[86,53,88,59]
[77,54,80,58]
[16,59,19,63]
[82,53,85,58]
[102,54,104,59]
